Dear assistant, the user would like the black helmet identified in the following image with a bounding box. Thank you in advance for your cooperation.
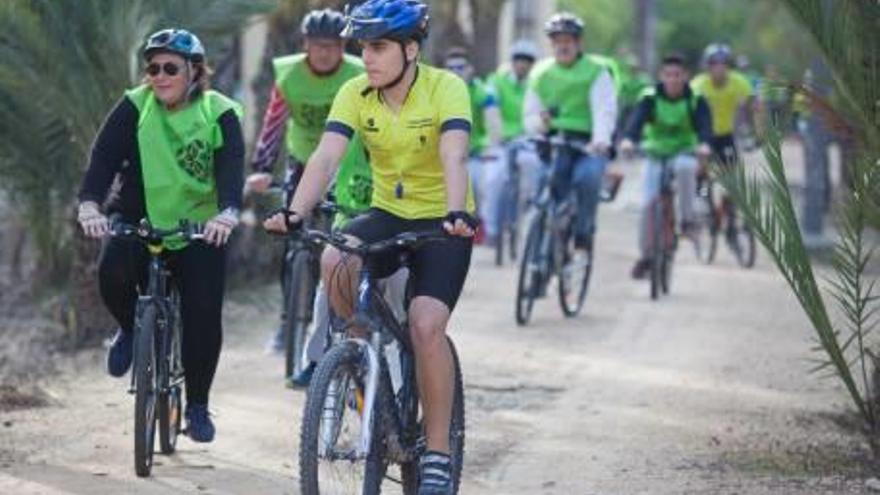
[301,9,347,38]
[544,12,584,37]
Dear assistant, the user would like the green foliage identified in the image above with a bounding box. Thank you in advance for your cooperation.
[558,0,634,55]
[719,136,875,425]
[720,0,880,432]
[561,0,815,76]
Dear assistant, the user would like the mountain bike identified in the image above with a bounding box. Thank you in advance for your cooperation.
[112,219,203,477]
[645,156,682,300]
[290,228,465,495]
[494,138,532,267]
[515,135,612,325]
[695,162,756,268]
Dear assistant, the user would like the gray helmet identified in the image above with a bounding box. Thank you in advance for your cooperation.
[703,43,733,66]
[511,39,538,61]
[144,29,205,63]
[544,12,584,37]
[301,9,347,38]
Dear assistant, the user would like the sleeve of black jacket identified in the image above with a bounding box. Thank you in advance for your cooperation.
[78,97,138,204]
[693,96,713,144]
[213,109,245,211]
[623,95,652,143]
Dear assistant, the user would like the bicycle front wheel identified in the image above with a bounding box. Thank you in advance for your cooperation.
[516,214,543,325]
[158,297,183,455]
[285,249,316,380]
[134,304,158,477]
[694,180,719,264]
[299,341,385,495]
[558,231,592,317]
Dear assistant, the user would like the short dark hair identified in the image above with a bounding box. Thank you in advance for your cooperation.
[444,47,470,62]
[661,53,688,68]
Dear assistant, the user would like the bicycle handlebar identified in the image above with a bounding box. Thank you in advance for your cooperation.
[295,229,449,257]
[111,219,206,244]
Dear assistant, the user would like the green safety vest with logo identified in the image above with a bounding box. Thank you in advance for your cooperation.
[273,53,372,219]
[488,68,528,140]
[639,85,701,158]
[468,78,493,155]
[126,85,242,249]
[530,54,607,134]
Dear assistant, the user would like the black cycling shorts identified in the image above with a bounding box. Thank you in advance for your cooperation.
[710,134,739,168]
[341,208,473,311]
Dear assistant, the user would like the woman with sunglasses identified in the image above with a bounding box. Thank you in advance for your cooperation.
[76,29,244,443]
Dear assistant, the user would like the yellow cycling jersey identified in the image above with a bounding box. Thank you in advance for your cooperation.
[326,64,475,219]
[691,70,753,136]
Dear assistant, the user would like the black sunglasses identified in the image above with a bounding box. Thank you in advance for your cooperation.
[146,62,184,77]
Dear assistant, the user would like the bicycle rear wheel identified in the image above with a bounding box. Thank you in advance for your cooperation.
[300,341,385,495]
[285,249,316,380]
[400,336,465,495]
[134,304,158,477]
[734,219,757,269]
[558,231,592,317]
[516,214,543,325]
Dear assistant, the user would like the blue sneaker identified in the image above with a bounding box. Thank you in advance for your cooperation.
[106,329,133,377]
[286,361,317,389]
[185,404,216,443]
[418,450,453,495]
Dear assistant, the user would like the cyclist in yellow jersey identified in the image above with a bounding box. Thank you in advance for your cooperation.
[691,43,755,165]
[264,1,474,493]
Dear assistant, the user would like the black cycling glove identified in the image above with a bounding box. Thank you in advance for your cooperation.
[444,211,479,231]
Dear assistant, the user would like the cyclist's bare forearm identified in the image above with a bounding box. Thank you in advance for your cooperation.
[439,129,470,212]
[289,131,348,217]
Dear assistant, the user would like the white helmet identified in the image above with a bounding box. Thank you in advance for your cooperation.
[511,39,538,61]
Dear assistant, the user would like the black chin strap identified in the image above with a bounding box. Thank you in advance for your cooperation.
[381,42,412,91]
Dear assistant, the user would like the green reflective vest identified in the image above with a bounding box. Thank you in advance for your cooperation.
[530,54,606,134]
[126,85,242,249]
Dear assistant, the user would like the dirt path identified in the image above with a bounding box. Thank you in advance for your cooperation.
[0,152,874,494]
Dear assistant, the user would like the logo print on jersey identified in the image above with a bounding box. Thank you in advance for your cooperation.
[365,117,379,133]
[298,103,333,128]
[176,139,212,183]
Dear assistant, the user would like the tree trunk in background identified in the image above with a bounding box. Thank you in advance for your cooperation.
[425,0,467,65]
[802,56,831,245]
[469,0,505,74]
[634,0,656,71]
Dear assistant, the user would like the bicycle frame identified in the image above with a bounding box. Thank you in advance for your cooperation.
[129,243,178,393]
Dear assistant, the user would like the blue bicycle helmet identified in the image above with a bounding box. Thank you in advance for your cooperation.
[342,0,429,43]
[144,29,205,63]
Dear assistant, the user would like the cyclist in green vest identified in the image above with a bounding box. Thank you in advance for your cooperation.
[619,53,713,279]
[443,47,502,243]
[524,12,618,256]
[245,9,373,358]
[77,29,244,443]
[485,40,542,240]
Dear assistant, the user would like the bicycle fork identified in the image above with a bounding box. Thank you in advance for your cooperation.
[319,335,382,460]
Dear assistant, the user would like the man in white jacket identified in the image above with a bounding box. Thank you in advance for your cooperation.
[523,12,618,253]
